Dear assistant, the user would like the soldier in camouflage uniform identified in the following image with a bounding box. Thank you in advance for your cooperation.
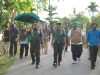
[63,23,69,52]
[51,23,66,67]
[30,22,42,68]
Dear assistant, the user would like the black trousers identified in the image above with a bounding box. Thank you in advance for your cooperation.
[20,44,29,58]
[71,44,83,61]
[89,46,98,66]
[9,41,17,56]
[65,37,68,51]
[30,41,40,65]
[53,42,64,63]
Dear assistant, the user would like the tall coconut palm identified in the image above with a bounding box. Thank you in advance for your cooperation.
[44,5,57,25]
[87,2,99,18]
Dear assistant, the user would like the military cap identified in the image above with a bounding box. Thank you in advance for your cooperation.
[72,22,78,27]
[56,22,61,25]
[90,22,97,27]
[33,21,38,23]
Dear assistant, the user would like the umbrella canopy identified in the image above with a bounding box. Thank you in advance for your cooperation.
[14,13,40,23]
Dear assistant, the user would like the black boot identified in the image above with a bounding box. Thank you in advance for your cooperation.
[53,63,57,67]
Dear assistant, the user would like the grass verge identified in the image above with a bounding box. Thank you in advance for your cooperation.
[0,56,16,75]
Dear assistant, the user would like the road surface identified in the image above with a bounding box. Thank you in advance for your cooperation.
[4,42,100,75]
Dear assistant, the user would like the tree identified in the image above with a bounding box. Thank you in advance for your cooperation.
[86,2,99,20]
[60,17,70,23]
[92,13,100,28]
[69,12,89,28]
[0,0,48,26]
[44,5,57,25]
[35,0,48,15]
[0,0,3,24]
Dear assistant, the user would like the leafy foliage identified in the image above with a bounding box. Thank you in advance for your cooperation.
[44,5,57,25]
[0,0,48,27]
[92,13,100,28]
[86,1,99,17]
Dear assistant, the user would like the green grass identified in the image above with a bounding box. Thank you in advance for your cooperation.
[0,56,16,75]
[0,41,20,75]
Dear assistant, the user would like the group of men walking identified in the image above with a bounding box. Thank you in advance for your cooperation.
[3,24,19,56]
[51,22,100,70]
[3,21,50,68]
[51,22,84,67]
[2,21,100,70]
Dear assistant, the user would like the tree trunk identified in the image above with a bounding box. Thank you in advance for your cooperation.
[0,0,3,25]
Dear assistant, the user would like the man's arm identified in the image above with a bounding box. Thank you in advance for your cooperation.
[51,32,55,47]
[97,30,100,48]
[86,31,89,48]
[67,30,71,46]
[81,30,85,45]
[15,28,19,41]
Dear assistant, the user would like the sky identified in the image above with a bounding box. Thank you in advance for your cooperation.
[39,0,100,20]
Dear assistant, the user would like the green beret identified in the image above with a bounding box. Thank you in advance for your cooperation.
[72,22,78,27]
[34,21,38,23]
[56,22,61,25]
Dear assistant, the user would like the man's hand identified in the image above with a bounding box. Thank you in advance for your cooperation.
[97,44,100,49]
[68,37,70,46]
[85,44,89,48]
[15,37,19,42]
[68,42,70,46]
[15,35,19,42]
[51,42,54,48]
[65,45,68,52]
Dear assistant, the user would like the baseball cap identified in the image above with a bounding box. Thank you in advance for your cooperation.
[91,22,97,27]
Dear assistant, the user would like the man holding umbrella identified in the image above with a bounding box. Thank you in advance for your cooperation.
[30,21,42,68]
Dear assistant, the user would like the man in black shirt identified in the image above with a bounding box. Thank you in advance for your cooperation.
[3,26,9,54]
[9,24,19,57]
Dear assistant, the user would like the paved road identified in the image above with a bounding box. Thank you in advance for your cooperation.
[5,43,100,75]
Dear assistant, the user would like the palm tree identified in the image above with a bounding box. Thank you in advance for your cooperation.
[44,5,57,25]
[86,2,99,18]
